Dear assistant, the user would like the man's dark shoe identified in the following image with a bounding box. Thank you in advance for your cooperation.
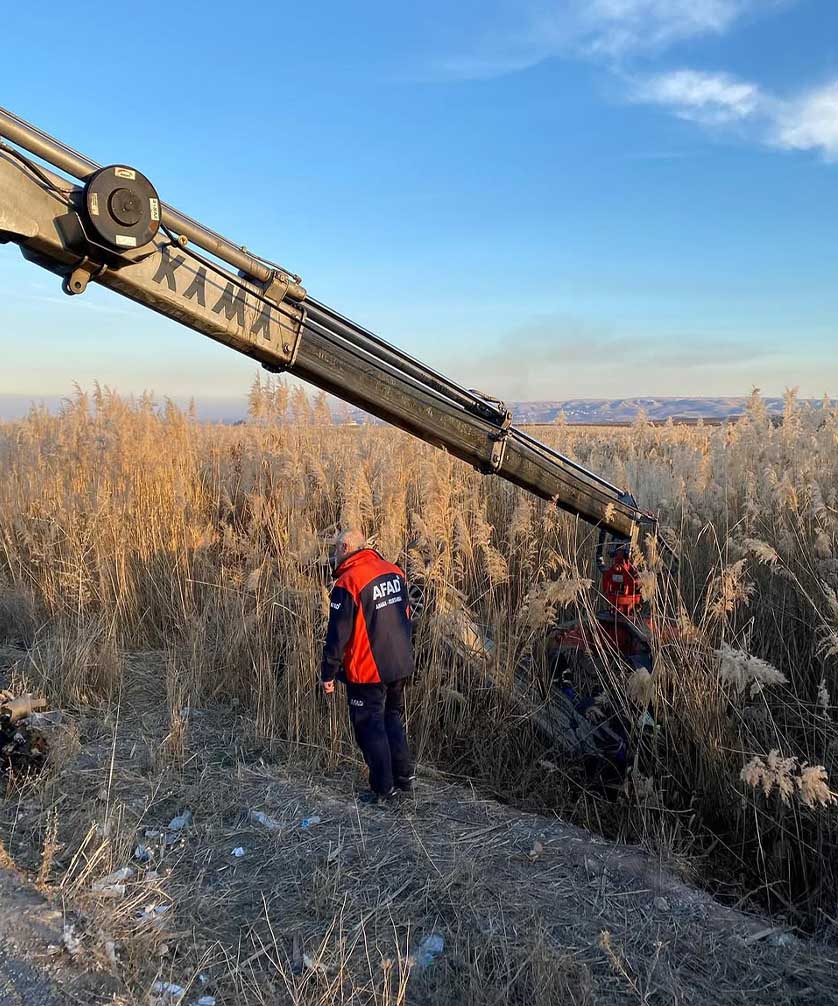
[358,788,398,806]
[395,774,416,793]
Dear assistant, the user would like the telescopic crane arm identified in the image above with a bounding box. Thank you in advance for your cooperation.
[0,106,658,547]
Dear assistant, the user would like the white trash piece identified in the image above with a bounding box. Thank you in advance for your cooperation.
[250,809,282,832]
[96,884,126,899]
[134,843,152,862]
[168,810,193,831]
[61,924,83,956]
[300,815,321,830]
[303,953,327,973]
[151,980,186,1003]
[138,903,171,928]
[92,866,134,897]
[231,846,245,858]
[413,933,444,969]
[92,866,134,890]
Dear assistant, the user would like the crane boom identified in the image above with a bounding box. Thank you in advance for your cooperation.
[0,106,656,544]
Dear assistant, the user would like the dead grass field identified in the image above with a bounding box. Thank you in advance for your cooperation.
[1,384,838,1002]
[0,642,836,1005]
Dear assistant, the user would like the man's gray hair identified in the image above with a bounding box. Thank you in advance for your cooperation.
[336,528,366,556]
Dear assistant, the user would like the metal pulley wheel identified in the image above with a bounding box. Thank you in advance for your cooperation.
[83,165,160,251]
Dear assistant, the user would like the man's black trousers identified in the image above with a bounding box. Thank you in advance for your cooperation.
[345,677,413,795]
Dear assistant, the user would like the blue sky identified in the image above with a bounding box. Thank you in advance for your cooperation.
[1,0,836,415]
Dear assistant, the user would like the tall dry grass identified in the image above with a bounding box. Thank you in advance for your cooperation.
[1,382,837,929]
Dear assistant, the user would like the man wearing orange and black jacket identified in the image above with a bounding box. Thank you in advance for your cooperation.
[321,529,415,803]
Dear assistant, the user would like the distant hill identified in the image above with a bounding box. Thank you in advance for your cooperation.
[345,396,817,427]
[2,393,826,427]
[508,397,808,425]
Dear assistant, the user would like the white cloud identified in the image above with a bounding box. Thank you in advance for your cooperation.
[773,83,838,159]
[430,1,837,165]
[433,0,764,80]
[635,69,838,160]
[578,0,752,57]
[635,69,765,124]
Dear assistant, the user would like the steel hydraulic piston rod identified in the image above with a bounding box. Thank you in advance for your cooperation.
[0,106,658,545]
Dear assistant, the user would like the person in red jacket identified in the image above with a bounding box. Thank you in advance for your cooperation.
[601,545,643,616]
[321,529,415,803]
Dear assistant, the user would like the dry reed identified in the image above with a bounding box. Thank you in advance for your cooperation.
[1,381,837,949]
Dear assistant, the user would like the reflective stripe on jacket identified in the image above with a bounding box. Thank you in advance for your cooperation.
[321,549,414,685]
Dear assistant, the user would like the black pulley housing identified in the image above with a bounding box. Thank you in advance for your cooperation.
[83,165,160,251]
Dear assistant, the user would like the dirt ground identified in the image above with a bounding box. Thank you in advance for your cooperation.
[0,865,78,1004]
[1,644,837,1005]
